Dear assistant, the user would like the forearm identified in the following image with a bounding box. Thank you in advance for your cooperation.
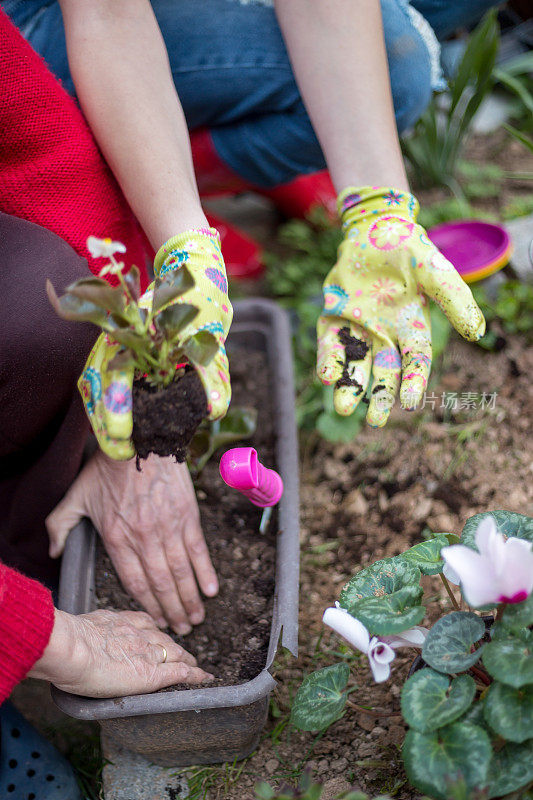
[274,0,408,192]
[59,0,207,250]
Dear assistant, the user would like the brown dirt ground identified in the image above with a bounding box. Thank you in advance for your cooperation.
[202,329,532,800]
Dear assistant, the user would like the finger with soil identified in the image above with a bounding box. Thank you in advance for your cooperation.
[333,326,372,416]
[367,343,402,427]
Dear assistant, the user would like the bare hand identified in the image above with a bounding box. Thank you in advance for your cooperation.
[46,450,218,635]
[29,608,212,697]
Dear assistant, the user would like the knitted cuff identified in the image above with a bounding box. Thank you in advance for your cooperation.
[0,564,55,702]
[153,227,221,278]
[337,186,420,229]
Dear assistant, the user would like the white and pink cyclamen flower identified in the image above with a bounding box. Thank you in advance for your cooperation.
[322,603,427,683]
[441,515,533,607]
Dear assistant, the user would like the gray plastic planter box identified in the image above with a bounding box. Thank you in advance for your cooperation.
[52,299,300,767]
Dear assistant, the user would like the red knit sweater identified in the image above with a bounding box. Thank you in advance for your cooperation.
[0,563,55,703]
[0,8,150,288]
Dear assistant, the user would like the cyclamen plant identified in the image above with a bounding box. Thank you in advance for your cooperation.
[47,236,218,387]
[291,511,533,800]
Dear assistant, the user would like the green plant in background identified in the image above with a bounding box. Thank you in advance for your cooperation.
[255,771,392,800]
[473,280,533,347]
[290,511,533,800]
[188,405,258,474]
[402,10,500,201]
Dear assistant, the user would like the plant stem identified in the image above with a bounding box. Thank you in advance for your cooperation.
[469,664,491,686]
[440,572,460,610]
[346,699,402,719]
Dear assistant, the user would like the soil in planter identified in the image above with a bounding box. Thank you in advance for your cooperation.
[96,346,277,688]
[132,368,207,463]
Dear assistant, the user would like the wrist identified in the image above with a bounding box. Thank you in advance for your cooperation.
[28,610,79,683]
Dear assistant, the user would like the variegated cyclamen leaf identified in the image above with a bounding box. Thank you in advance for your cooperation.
[487,739,533,798]
[339,557,421,611]
[155,303,199,338]
[290,663,350,732]
[352,585,425,636]
[400,535,449,575]
[152,265,195,313]
[402,722,491,800]
[484,682,533,743]
[482,635,533,688]
[461,510,533,549]
[401,668,476,733]
[501,592,533,631]
[422,612,485,674]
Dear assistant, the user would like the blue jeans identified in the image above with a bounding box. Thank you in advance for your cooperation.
[2,0,497,187]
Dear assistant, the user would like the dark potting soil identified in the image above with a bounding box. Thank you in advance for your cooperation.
[95,346,277,689]
[335,326,369,392]
[132,368,207,463]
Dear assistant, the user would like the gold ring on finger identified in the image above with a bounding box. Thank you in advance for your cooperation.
[156,644,168,664]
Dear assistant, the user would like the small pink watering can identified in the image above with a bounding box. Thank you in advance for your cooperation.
[219,447,283,508]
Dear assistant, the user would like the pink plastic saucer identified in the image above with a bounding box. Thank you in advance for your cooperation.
[428,220,512,283]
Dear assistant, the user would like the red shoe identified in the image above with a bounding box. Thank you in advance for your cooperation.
[191,129,337,220]
[257,169,338,220]
[205,210,264,281]
[190,128,250,197]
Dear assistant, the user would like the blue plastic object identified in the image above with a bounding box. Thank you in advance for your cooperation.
[0,702,81,800]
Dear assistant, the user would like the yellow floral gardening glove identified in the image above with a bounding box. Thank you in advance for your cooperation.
[78,228,232,460]
[317,187,485,427]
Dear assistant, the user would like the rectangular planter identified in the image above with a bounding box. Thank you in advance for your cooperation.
[52,298,300,767]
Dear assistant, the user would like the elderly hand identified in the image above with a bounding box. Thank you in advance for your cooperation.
[317,186,485,427]
[29,608,212,696]
[46,449,218,635]
[79,227,233,460]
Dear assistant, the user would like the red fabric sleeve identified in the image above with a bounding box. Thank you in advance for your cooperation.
[0,9,151,289]
[0,562,55,703]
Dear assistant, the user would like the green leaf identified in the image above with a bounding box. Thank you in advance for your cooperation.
[482,635,533,688]
[484,682,533,743]
[353,585,425,636]
[487,739,533,798]
[123,265,141,302]
[316,407,364,443]
[400,535,449,575]
[188,406,258,474]
[501,592,533,631]
[155,303,199,338]
[401,668,476,733]
[67,276,128,320]
[46,279,111,328]
[429,304,451,362]
[290,663,350,732]
[107,348,136,372]
[254,782,276,800]
[422,612,485,674]
[152,266,195,313]
[339,558,421,610]
[461,510,533,549]
[402,722,491,800]
[181,331,219,367]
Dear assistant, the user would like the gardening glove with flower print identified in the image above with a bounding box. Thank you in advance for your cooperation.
[79,228,232,460]
[317,186,486,427]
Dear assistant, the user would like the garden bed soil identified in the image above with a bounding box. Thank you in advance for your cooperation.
[96,346,277,688]
[211,330,532,800]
